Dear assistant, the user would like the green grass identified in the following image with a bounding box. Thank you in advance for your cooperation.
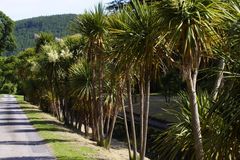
[15,95,97,160]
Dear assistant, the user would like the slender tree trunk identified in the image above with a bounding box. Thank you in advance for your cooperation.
[140,76,150,160]
[106,106,119,149]
[121,91,132,160]
[98,54,105,146]
[127,76,138,160]
[55,97,61,120]
[186,67,204,160]
[105,108,111,134]
[139,68,145,159]
[84,105,89,137]
[211,59,225,101]
[61,98,68,125]
[92,54,100,141]
[90,100,96,140]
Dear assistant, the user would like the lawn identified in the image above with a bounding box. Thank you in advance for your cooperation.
[14,95,98,160]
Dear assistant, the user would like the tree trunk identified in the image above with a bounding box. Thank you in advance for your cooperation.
[140,77,150,160]
[106,106,119,149]
[98,54,105,146]
[127,77,138,160]
[121,91,132,159]
[90,100,96,140]
[211,59,225,101]
[105,107,111,134]
[92,53,100,141]
[139,68,145,159]
[61,98,68,125]
[186,67,204,160]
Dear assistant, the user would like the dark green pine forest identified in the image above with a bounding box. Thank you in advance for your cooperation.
[5,14,76,55]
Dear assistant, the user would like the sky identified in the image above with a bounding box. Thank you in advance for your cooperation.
[0,0,112,21]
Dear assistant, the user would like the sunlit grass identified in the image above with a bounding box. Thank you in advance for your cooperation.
[15,95,97,160]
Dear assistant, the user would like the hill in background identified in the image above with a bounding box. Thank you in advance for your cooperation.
[6,14,77,55]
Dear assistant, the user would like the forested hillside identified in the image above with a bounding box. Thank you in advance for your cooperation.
[6,14,77,55]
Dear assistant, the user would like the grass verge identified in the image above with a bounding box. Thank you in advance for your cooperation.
[14,95,97,160]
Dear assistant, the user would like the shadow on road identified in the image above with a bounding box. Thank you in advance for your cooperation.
[0,122,32,126]
[0,138,72,146]
[1,156,55,160]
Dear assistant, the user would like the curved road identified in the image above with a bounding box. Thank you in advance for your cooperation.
[0,95,55,160]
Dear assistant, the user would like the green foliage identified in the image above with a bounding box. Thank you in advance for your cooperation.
[69,58,92,100]
[0,56,18,94]
[35,32,55,53]
[152,92,205,160]
[0,11,16,53]
[0,82,17,94]
[70,3,107,39]
[156,0,232,69]
[108,0,164,67]
[5,14,76,55]
[63,34,86,58]
[208,81,240,158]
[153,90,240,159]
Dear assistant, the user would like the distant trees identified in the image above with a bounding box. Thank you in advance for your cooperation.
[0,11,16,93]
[4,14,76,56]
[0,11,16,53]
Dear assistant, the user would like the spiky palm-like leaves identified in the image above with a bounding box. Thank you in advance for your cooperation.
[70,59,92,101]
[156,0,233,158]
[69,59,93,135]
[35,32,55,53]
[108,0,166,159]
[71,3,107,40]
[208,81,240,159]
[153,87,240,160]
[152,92,221,160]
[71,4,121,148]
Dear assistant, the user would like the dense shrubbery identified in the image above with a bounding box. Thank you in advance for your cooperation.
[0,82,17,94]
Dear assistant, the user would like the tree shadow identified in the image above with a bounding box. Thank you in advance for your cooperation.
[0,107,22,110]
[56,156,88,160]
[0,122,31,126]
[0,138,72,146]
[23,109,42,114]
[1,156,55,160]
[0,140,46,145]
[30,120,63,126]
[0,111,25,114]
[21,106,34,109]
[0,101,18,105]
[0,118,29,121]
[12,127,67,133]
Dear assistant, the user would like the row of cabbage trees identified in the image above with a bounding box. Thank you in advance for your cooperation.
[16,0,240,159]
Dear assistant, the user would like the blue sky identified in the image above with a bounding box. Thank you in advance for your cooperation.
[0,0,112,21]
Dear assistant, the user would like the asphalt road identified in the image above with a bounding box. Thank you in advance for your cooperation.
[0,95,55,160]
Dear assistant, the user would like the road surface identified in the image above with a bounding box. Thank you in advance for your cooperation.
[0,95,55,160]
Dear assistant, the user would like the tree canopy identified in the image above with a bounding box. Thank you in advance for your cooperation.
[0,11,16,53]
